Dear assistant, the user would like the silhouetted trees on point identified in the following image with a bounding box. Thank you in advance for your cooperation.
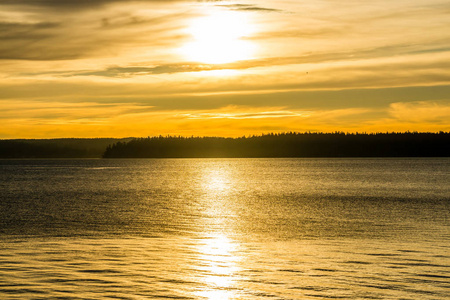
[0,138,131,158]
[102,132,450,158]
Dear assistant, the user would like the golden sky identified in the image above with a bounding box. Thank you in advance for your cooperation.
[1,0,450,138]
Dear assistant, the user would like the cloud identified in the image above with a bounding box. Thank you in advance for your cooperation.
[0,0,187,10]
[0,20,85,60]
[0,7,189,60]
[178,110,306,119]
[25,37,446,77]
[75,65,216,77]
[389,101,450,123]
[217,4,281,13]
[0,21,59,39]
[2,97,449,139]
[0,100,153,121]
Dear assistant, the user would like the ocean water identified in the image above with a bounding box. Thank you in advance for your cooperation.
[0,158,449,299]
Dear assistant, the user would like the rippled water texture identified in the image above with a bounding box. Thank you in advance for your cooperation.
[0,158,449,299]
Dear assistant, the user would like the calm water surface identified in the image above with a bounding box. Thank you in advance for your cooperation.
[0,158,449,299]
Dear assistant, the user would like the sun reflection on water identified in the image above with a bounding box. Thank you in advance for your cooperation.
[195,233,241,300]
[205,171,229,192]
[191,164,242,299]
[199,167,236,226]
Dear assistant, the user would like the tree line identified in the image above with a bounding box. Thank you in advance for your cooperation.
[0,138,132,158]
[102,132,450,158]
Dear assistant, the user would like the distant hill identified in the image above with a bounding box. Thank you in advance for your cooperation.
[0,138,133,158]
[103,132,450,158]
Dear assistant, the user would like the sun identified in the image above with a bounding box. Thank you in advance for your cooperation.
[181,10,256,64]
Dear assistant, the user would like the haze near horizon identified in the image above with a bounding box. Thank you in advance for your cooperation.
[1,0,449,138]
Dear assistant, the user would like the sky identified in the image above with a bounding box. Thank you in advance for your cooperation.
[1,0,450,138]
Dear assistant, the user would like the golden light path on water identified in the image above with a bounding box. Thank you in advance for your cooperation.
[194,166,242,299]
[195,233,240,299]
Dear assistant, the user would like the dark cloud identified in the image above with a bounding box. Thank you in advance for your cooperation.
[142,85,450,111]
[0,0,111,11]
[0,0,184,10]
[218,4,281,12]
[180,111,302,119]
[0,21,75,60]
[0,21,59,40]
[64,62,262,77]
[22,64,218,77]
[0,0,280,15]
[77,65,215,77]
[0,10,187,60]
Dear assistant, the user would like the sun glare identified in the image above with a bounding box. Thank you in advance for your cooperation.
[195,233,241,300]
[181,9,256,64]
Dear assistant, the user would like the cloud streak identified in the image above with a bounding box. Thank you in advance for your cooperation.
[389,101,450,123]
[0,0,188,10]
[217,4,281,13]
[0,12,189,60]
[179,110,306,119]
[30,43,450,80]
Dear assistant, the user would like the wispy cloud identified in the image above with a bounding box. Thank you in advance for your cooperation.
[217,4,281,13]
[0,100,153,120]
[389,101,450,123]
[0,2,191,60]
[17,40,447,79]
[0,0,188,10]
[75,65,216,77]
[179,110,306,119]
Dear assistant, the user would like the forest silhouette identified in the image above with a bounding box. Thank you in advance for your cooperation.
[0,138,131,158]
[102,132,450,158]
[1,132,448,158]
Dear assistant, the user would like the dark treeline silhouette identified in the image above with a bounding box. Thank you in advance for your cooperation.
[0,138,132,158]
[103,132,450,158]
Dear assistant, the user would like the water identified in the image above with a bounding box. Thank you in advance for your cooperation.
[0,158,449,299]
